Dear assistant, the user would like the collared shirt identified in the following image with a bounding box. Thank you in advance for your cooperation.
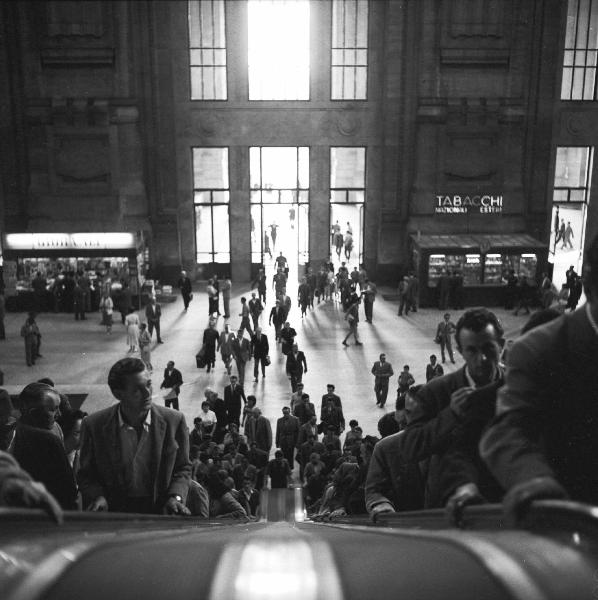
[118,408,152,498]
[464,366,501,389]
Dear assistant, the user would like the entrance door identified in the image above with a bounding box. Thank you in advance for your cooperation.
[330,203,363,271]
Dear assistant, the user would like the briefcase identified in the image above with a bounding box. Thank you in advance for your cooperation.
[196,345,207,369]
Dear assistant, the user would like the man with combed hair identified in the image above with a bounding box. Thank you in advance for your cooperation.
[481,234,598,524]
[78,358,191,514]
[386,308,505,509]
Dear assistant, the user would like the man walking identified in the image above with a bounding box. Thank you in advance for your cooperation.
[160,360,183,410]
[436,312,456,364]
[177,271,192,312]
[285,343,308,392]
[275,407,300,467]
[239,297,253,337]
[224,375,246,428]
[251,327,269,383]
[248,292,263,331]
[362,279,377,323]
[145,297,163,343]
[231,330,251,386]
[342,294,362,346]
[371,353,394,407]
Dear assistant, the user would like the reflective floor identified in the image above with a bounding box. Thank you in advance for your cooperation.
[0,283,529,452]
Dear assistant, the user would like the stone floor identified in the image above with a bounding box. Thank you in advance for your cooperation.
[0,283,528,450]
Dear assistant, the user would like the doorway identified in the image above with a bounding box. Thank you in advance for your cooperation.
[330,203,363,271]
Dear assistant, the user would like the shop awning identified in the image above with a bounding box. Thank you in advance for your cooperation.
[410,233,547,251]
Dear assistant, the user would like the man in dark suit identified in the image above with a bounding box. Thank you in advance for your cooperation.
[293,393,316,426]
[297,434,325,482]
[177,270,192,311]
[275,406,300,466]
[231,329,252,387]
[224,375,246,428]
[160,360,183,410]
[145,298,163,343]
[247,407,272,455]
[268,300,285,342]
[392,308,504,509]
[481,234,598,523]
[320,398,345,436]
[0,388,77,511]
[251,327,269,382]
[436,313,456,364]
[285,343,308,392]
[78,358,191,514]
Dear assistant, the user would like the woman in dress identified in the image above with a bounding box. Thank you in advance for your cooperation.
[219,323,234,375]
[139,322,153,371]
[99,292,113,334]
[124,307,140,352]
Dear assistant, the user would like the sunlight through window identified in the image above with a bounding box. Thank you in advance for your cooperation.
[248,0,310,100]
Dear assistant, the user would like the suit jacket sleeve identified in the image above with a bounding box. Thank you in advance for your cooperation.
[264,336,269,355]
[275,419,281,447]
[167,413,192,501]
[365,442,395,512]
[480,330,559,490]
[266,420,272,451]
[77,418,106,504]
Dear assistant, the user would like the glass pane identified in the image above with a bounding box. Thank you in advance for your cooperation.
[190,49,202,65]
[251,204,262,260]
[250,147,261,189]
[191,68,202,100]
[570,189,587,202]
[298,147,309,188]
[344,0,357,47]
[188,0,202,47]
[194,191,211,203]
[212,205,230,253]
[214,252,230,263]
[279,190,295,204]
[330,190,346,203]
[355,67,367,99]
[261,147,298,188]
[193,148,229,189]
[345,49,356,65]
[200,0,214,47]
[261,189,278,203]
[195,206,213,253]
[331,49,343,65]
[298,203,309,266]
[332,0,343,47]
[348,190,364,203]
[214,67,227,98]
[331,147,366,188]
[251,190,261,204]
[298,190,309,203]
[196,252,213,264]
[554,147,590,188]
[553,189,568,202]
[248,0,310,100]
[584,67,596,99]
[212,191,229,203]
[356,0,369,47]
[213,0,226,47]
[572,67,585,99]
[561,68,573,100]
[214,49,227,65]
[344,67,356,99]
[331,67,344,99]
[356,49,367,64]
[574,50,586,66]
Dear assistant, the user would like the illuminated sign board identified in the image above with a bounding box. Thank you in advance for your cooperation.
[4,232,136,251]
[435,195,503,214]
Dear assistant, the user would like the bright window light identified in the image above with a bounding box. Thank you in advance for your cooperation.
[248,0,310,100]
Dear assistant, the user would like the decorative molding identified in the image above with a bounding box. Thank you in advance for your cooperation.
[440,48,510,66]
[40,47,115,67]
[336,111,361,136]
[45,1,105,38]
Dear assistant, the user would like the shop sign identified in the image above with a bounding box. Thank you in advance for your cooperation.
[435,195,503,214]
[4,232,136,251]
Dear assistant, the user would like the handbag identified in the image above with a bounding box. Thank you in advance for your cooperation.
[189,292,194,301]
[196,344,207,368]
[265,355,271,366]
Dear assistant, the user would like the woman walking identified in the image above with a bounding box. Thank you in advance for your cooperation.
[125,308,140,352]
[21,313,41,366]
[99,292,113,334]
[139,322,153,371]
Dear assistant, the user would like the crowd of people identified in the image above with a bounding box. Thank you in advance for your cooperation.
[2,235,598,529]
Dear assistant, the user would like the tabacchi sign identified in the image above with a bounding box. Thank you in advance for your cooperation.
[435,195,503,214]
